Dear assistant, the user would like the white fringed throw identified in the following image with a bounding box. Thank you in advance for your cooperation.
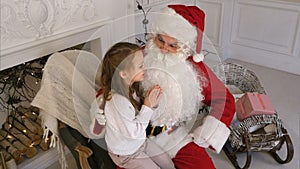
[31,50,101,169]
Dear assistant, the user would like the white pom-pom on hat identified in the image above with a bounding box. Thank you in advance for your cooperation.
[193,53,204,63]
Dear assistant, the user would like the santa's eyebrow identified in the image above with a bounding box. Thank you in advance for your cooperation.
[157,34,179,48]
[157,34,165,42]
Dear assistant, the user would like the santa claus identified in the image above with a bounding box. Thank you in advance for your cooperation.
[140,4,236,169]
[90,4,236,169]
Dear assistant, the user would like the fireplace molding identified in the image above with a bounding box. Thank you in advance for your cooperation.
[0,18,112,71]
[0,0,135,71]
[0,19,111,70]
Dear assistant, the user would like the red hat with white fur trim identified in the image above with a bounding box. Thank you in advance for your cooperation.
[152,5,205,62]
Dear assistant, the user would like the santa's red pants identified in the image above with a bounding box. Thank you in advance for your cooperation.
[116,142,215,169]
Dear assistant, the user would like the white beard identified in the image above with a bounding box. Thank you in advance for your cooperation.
[142,40,204,127]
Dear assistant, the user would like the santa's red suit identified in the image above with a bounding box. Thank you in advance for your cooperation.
[187,57,235,127]
[179,57,235,169]
[137,40,235,169]
[140,4,235,169]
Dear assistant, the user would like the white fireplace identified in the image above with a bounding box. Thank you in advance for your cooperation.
[0,0,135,168]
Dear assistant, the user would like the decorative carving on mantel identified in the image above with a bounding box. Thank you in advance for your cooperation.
[55,0,96,22]
[0,0,96,49]
[0,3,32,43]
[17,0,55,38]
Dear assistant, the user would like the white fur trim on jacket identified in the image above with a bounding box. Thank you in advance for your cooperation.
[191,115,230,153]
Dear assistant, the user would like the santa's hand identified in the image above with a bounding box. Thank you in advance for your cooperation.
[94,109,106,125]
[144,85,163,108]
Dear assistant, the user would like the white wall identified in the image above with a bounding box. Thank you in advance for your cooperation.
[227,0,300,75]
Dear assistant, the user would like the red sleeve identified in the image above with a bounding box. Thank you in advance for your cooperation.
[96,89,103,98]
[187,57,235,127]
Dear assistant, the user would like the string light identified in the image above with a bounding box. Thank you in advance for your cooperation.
[0,56,48,114]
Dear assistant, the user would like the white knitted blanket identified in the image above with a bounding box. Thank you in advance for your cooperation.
[31,50,102,168]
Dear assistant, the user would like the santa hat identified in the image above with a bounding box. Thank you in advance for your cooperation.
[151,5,205,62]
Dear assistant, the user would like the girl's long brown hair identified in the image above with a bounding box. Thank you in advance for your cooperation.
[100,42,143,111]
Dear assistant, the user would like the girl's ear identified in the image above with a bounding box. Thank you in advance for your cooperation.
[119,71,127,79]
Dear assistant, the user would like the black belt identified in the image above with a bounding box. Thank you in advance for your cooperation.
[146,124,166,136]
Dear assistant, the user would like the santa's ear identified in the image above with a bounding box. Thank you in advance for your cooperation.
[119,71,127,79]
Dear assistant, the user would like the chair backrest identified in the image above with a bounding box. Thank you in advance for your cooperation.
[212,62,266,94]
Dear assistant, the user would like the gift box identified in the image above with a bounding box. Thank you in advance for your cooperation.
[236,93,276,121]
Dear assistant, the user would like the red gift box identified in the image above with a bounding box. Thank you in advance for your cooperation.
[236,93,276,121]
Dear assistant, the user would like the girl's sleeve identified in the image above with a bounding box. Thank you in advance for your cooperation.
[108,95,153,139]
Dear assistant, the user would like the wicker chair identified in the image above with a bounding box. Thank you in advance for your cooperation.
[212,62,294,169]
[213,62,266,94]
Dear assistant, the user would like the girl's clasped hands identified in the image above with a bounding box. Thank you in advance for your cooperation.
[144,85,163,108]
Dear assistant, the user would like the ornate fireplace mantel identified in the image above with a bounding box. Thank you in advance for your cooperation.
[0,0,135,71]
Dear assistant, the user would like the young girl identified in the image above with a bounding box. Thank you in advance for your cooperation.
[100,42,175,169]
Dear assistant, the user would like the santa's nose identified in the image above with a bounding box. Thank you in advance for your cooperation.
[160,44,169,53]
